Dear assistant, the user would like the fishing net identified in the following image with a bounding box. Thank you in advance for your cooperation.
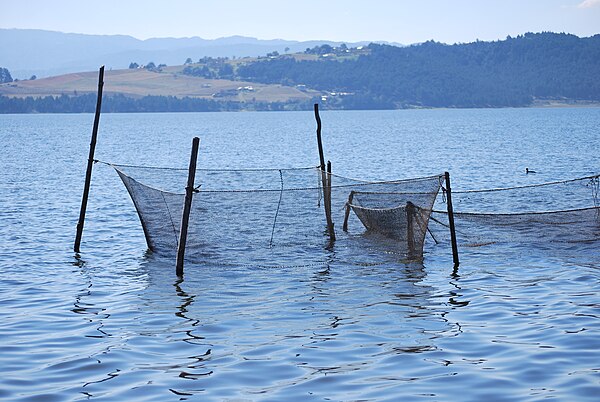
[109,162,444,264]
[429,175,600,248]
[345,179,441,259]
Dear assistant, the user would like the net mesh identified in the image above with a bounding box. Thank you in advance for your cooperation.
[429,175,600,248]
[347,182,440,259]
[111,162,444,264]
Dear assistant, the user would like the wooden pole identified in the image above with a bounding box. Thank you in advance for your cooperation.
[444,171,460,268]
[74,66,105,253]
[176,137,200,276]
[314,104,335,242]
[343,191,355,232]
[325,160,335,241]
[314,104,325,171]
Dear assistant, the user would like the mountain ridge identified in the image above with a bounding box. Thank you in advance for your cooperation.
[0,29,396,78]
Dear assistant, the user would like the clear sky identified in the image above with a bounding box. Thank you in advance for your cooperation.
[2,0,599,44]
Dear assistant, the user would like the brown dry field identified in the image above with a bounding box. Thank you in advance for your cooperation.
[0,67,319,102]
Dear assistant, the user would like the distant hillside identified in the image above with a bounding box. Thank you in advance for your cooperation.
[0,64,322,113]
[0,29,382,78]
[236,32,600,108]
[1,32,599,113]
[0,67,317,101]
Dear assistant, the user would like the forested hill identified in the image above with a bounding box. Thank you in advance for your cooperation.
[2,32,599,113]
[236,32,600,108]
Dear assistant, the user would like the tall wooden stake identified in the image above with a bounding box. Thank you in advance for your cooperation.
[314,103,325,171]
[314,104,335,242]
[445,171,460,268]
[74,66,105,253]
[325,160,335,241]
[176,137,200,276]
[343,191,355,232]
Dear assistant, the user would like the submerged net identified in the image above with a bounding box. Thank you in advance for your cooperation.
[109,161,444,264]
[346,180,441,259]
[429,174,600,248]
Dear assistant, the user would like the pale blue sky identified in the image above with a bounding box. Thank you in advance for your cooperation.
[2,0,599,43]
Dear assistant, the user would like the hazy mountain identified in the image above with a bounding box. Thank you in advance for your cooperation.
[0,29,394,78]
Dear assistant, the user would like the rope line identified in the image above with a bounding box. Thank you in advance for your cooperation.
[345,190,445,196]
[347,202,407,212]
[328,171,445,184]
[160,191,179,244]
[269,170,284,248]
[451,174,600,194]
[431,205,600,217]
[98,159,598,195]
[95,159,318,172]
[106,161,445,194]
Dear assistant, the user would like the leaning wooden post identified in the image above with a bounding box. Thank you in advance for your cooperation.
[74,65,105,253]
[325,160,335,240]
[176,137,200,276]
[343,191,355,232]
[444,171,460,268]
[314,104,335,241]
[314,103,325,171]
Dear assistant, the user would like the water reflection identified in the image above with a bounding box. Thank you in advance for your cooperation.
[71,255,110,338]
[62,234,478,400]
[130,249,463,396]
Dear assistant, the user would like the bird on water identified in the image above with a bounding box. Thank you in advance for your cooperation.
[526,168,536,174]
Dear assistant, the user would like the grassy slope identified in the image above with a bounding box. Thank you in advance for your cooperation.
[0,66,319,102]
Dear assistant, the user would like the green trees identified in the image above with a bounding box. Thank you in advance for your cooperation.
[304,44,334,55]
[0,94,312,113]
[238,33,600,108]
[181,56,235,79]
[0,67,13,83]
[218,63,234,79]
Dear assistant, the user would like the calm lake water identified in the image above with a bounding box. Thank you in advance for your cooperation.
[1,108,600,401]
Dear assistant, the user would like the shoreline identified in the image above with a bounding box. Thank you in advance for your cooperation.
[1,94,600,114]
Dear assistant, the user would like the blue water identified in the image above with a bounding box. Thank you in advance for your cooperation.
[1,108,600,401]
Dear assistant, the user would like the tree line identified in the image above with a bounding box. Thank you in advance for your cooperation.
[0,94,316,114]
[236,32,600,108]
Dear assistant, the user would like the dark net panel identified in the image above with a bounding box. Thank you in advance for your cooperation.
[428,175,600,248]
[430,207,600,248]
[343,175,443,258]
[116,169,184,251]
[449,175,600,213]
